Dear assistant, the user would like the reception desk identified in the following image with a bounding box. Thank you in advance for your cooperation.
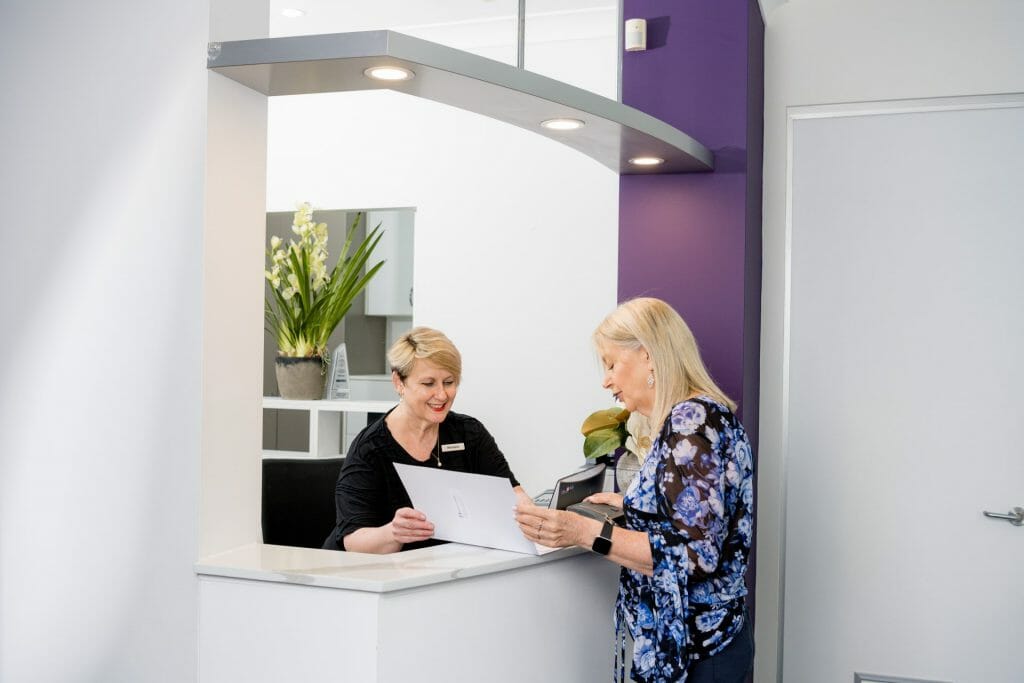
[196,542,620,682]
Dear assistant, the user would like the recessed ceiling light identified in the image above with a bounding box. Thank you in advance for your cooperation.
[363,66,415,82]
[628,156,664,166]
[280,8,305,18]
[540,118,585,131]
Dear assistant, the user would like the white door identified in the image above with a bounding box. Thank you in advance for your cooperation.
[782,96,1024,682]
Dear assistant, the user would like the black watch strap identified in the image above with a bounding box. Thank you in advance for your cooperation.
[591,518,614,555]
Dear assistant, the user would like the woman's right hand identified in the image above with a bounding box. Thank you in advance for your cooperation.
[585,491,624,508]
[389,507,435,545]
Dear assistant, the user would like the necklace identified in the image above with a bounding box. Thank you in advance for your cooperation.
[434,434,442,468]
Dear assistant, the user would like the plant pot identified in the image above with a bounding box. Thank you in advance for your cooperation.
[614,451,642,493]
[274,356,326,400]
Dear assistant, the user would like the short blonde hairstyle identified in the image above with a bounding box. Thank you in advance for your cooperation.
[593,297,735,429]
[388,326,462,383]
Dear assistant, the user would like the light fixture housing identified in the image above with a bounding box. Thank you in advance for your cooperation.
[541,118,585,131]
[629,156,664,166]
[363,65,416,82]
[280,8,306,18]
[208,30,716,173]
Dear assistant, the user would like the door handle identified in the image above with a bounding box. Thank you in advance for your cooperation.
[983,507,1024,526]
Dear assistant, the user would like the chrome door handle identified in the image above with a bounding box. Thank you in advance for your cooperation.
[983,507,1024,526]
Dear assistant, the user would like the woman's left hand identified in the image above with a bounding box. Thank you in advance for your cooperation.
[514,503,587,548]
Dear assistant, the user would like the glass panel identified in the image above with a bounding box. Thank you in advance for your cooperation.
[268,0,521,65]
[524,0,619,99]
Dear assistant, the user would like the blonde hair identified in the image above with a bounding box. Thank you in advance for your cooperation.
[593,297,735,429]
[388,326,462,383]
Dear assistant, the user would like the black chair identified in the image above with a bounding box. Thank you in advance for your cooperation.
[262,457,344,549]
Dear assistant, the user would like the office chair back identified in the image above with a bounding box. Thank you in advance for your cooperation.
[262,457,343,549]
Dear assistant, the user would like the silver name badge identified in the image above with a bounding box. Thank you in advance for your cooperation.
[441,443,466,452]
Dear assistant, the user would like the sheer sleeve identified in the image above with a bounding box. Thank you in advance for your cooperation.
[657,403,729,580]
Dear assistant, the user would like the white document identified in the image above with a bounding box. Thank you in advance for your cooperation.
[394,464,557,556]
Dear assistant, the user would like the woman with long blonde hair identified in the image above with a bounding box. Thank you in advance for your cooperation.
[516,298,754,682]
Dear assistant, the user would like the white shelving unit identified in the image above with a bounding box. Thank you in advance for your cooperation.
[262,397,396,459]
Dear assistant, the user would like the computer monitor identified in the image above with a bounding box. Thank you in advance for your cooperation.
[549,463,607,510]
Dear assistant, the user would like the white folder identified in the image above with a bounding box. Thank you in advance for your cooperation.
[394,464,557,555]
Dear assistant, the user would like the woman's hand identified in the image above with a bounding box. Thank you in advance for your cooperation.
[514,502,595,549]
[585,491,624,508]
[389,507,434,545]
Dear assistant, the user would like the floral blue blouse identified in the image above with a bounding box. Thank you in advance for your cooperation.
[617,397,755,682]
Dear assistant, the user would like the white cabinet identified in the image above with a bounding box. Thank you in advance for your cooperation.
[364,209,414,317]
[262,396,396,459]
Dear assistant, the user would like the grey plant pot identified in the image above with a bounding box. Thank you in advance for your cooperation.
[615,452,642,493]
[274,356,326,400]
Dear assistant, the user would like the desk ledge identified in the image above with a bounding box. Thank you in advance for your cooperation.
[195,542,586,593]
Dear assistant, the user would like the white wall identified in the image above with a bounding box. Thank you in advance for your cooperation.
[756,2,1024,681]
[267,90,618,495]
[0,1,209,680]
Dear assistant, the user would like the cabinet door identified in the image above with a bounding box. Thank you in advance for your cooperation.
[364,209,414,317]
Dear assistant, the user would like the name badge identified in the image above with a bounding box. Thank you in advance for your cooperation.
[441,442,465,453]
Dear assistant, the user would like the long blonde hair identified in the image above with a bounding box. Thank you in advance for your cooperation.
[593,297,735,430]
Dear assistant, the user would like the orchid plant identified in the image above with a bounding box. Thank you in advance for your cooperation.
[265,202,385,359]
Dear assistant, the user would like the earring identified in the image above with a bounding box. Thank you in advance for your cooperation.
[647,373,655,388]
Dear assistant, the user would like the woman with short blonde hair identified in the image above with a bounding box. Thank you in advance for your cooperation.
[387,326,462,383]
[325,326,527,554]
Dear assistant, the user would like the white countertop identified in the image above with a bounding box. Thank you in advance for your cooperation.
[195,542,584,593]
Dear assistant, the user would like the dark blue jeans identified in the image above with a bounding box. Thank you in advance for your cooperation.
[686,617,754,683]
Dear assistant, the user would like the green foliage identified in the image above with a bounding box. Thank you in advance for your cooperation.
[580,406,630,459]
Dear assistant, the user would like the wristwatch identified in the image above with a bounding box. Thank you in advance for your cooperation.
[591,518,615,555]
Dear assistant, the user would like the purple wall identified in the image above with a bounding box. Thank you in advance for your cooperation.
[618,0,763,448]
[618,0,764,644]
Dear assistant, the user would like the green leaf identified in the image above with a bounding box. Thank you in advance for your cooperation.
[264,208,386,358]
[581,407,629,436]
[583,428,624,459]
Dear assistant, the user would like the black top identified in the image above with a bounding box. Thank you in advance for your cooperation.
[322,409,520,551]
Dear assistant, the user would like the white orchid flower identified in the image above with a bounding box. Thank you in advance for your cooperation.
[266,203,384,369]
[625,411,653,458]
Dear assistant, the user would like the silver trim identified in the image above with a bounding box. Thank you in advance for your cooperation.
[616,0,624,103]
[854,674,951,683]
[517,0,526,70]
[206,29,714,174]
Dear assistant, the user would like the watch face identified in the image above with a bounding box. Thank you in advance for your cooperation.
[592,535,612,555]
